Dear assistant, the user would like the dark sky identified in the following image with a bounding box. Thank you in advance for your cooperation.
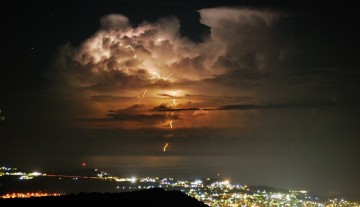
[1,0,359,197]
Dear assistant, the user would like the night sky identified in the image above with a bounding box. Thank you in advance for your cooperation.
[1,0,359,197]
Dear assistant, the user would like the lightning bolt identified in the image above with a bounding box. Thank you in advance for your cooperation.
[164,73,173,81]
[169,121,173,128]
[140,70,177,152]
[142,89,147,97]
[137,89,147,104]
[163,143,169,152]
[125,45,134,51]
[150,72,173,82]
[124,45,137,58]
[152,72,161,79]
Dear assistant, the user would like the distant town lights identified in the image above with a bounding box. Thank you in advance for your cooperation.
[1,165,359,206]
[29,172,42,176]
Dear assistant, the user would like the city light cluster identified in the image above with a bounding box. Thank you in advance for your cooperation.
[111,176,359,207]
[1,192,61,199]
[0,166,45,179]
[1,166,359,206]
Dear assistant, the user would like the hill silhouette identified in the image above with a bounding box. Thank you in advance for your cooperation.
[0,188,209,207]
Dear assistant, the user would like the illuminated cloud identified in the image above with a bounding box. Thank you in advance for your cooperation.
[55,8,282,91]
[56,14,208,93]
[99,14,129,30]
[54,8,332,129]
[199,7,282,73]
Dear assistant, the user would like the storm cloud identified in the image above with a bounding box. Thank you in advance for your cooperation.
[45,5,358,130]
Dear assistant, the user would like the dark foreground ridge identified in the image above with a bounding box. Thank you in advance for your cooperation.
[0,188,209,207]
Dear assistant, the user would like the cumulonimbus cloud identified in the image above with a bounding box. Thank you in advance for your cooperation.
[51,7,286,126]
[53,8,282,92]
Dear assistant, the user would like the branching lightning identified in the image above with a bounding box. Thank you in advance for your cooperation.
[120,45,177,152]
[150,72,173,82]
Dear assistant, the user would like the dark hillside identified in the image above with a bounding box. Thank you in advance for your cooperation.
[0,188,209,207]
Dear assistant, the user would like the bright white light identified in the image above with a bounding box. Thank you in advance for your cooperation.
[130,177,136,183]
[29,172,42,176]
